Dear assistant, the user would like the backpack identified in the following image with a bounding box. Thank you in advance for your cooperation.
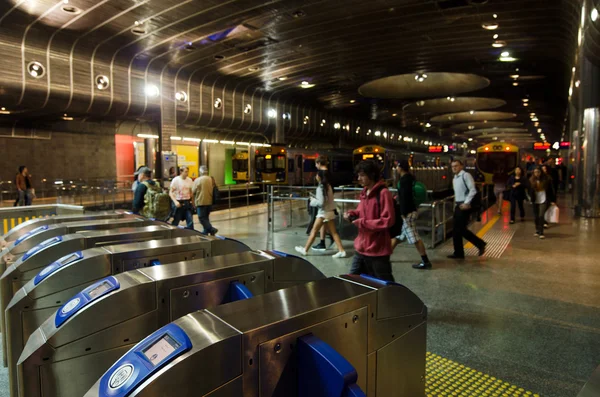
[412,181,427,208]
[141,181,171,220]
[375,188,403,237]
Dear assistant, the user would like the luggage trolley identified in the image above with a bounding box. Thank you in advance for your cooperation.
[17,250,324,397]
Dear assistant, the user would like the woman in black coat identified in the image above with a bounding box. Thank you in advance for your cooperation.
[507,166,527,224]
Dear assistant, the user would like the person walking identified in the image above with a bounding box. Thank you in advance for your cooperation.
[15,166,34,206]
[169,166,194,229]
[295,170,347,258]
[507,166,527,224]
[541,164,557,229]
[311,155,336,251]
[344,160,395,281]
[529,167,556,239]
[192,165,218,236]
[492,169,507,215]
[449,160,487,259]
[391,160,433,270]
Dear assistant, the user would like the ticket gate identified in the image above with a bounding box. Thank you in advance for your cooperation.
[578,364,600,397]
[83,275,427,397]
[8,236,252,397]
[17,250,325,397]
[0,224,200,368]
[0,211,131,248]
[0,216,154,268]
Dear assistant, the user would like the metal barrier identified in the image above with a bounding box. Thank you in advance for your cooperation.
[0,204,85,235]
[267,184,492,249]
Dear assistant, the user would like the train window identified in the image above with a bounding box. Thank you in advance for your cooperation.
[265,158,273,170]
[274,155,286,170]
[477,152,518,174]
[304,159,316,172]
[233,159,248,172]
[256,156,266,171]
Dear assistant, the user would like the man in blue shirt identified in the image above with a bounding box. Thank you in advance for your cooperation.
[450,160,487,259]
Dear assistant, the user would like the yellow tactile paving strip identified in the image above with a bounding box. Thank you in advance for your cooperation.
[426,352,540,397]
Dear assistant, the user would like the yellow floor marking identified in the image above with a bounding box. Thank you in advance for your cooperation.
[3,219,7,234]
[426,352,540,397]
[10,218,15,229]
[465,214,500,249]
[17,217,22,225]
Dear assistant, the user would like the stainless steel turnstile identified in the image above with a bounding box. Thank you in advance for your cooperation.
[578,365,600,397]
[17,250,324,397]
[82,275,427,397]
[0,216,154,268]
[9,236,252,397]
[0,224,199,369]
[0,212,131,248]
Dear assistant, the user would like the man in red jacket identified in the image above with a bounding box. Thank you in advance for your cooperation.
[344,160,396,281]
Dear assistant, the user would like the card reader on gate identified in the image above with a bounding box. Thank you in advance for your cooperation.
[21,236,63,262]
[55,276,120,327]
[33,251,83,285]
[99,324,192,397]
[14,226,49,246]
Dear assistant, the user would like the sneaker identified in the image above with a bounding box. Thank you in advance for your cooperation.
[539,235,546,240]
[510,220,515,224]
[534,233,540,237]
[295,246,308,256]
[412,262,432,270]
[544,224,549,229]
[210,228,218,236]
[312,241,326,251]
[332,251,347,258]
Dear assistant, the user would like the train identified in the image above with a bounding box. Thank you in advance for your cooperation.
[476,142,520,185]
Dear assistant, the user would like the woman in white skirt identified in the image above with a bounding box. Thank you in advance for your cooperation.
[296,170,347,258]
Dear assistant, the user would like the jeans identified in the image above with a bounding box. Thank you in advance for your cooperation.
[172,200,194,229]
[510,197,525,221]
[197,205,216,234]
[16,191,25,206]
[350,253,394,282]
[453,205,485,257]
[533,203,546,235]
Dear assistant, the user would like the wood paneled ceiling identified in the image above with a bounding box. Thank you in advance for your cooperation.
[0,0,582,145]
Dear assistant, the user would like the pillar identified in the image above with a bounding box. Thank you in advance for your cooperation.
[274,103,284,144]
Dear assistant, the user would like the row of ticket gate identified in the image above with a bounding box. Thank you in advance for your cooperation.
[0,212,428,397]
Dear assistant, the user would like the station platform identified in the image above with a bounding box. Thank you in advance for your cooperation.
[0,197,597,397]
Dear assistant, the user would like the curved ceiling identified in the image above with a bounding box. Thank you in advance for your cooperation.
[403,97,506,113]
[0,0,583,147]
[431,111,517,123]
[358,73,490,99]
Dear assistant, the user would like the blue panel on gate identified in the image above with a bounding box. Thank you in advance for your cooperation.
[34,251,83,285]
[98,323,192,397]
[21,236,63,261]
[227,281,253,303]
[297,333,366,397]
[358,274,400,287]
[54,276,120,328]
[14,225,49,246]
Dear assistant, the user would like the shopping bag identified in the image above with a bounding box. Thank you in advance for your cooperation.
[544,205,560,224]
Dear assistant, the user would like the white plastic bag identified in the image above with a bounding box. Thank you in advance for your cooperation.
[544,205,559,224]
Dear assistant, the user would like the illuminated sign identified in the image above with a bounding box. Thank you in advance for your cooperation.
[362,154,374,159]
[559,142,571,149]
[428,146,443,153]
[533,142,551,151]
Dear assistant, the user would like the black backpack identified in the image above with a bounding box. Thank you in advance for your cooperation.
[375,188,403,237]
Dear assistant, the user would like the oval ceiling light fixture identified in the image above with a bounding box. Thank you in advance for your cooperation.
[244,104,252,114]
[96,75,109,90]
[482,22,499,30]
[300,81,315,88]
[592,8,598,22]
[214,98,222,109]
[27,61,45,79]
[492,40,507,48]
[145,84,159,98]
[175,91,188,102]
[510,74,520,79]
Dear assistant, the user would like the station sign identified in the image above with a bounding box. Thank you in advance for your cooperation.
[559,142,570,149]
[533,142,551,151]
[428,146,443,153]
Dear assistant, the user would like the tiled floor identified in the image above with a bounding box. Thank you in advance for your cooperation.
[0,197,598,396]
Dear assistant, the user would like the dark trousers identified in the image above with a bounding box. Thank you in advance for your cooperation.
[510,197,525,221]
[172,200,194,229]
[350,253,394,282]
[197,205,216,234]
[453,205,485,257]
[533,203,545,235]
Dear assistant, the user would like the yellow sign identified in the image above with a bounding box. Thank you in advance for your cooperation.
[172,144,199,179]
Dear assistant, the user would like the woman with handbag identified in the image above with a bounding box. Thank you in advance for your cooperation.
[529,167,556,239]
[507,166,527,224]
[295,170,347,258]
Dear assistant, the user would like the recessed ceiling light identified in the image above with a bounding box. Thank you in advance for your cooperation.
[538,128,542,133]
[469,110,475,115]
[392,113,397,117]
[175,91,188,102]
[350,99,356,103]
[499,56,517,62]
[492,40,507,48]
[96,75,109,90]
[27,61,45,78]
[145,84,159,98]
[278,76,288,81]
[523,103,529,107]
[493,34,499,39]
[414,73,428,82]
[214,98,222,109]
[334,122,341,129]
[510,74,520,79]
[572,67,577,72]
[531,117,539,122]
[482,23,499,30]
[501,51,510,57]
[513,82,519,86]
[267,108,277,118]
[244,104,252,114]
[592,8,598,22]
[493,14,498,19]
[299,81,315,88]
[468,138,473,141]
[131,27,146,35]
[522,98,529,102]
[575,80,581,87]
[425,123,431,128]
[61,5,81,14]
[248,67,259,72]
